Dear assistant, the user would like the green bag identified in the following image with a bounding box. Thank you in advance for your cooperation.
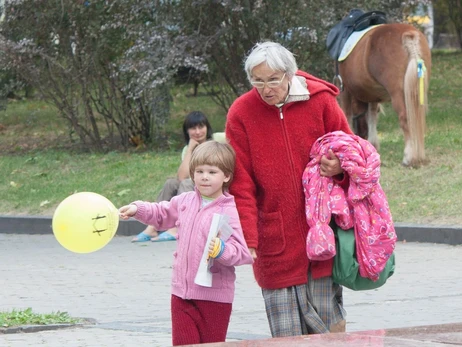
[332,226,395,291]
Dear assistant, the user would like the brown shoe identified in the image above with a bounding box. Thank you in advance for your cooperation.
[329,319,346,333]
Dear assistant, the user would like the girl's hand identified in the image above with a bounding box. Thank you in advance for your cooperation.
[249,247,257,260]
[208,237,224,259]
[119,204,138,220]
[320,149,343,177]
[208,238,217,254]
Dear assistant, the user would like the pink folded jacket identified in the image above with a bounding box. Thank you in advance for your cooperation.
[302,131,396,281]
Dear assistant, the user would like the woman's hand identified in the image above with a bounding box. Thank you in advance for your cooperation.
[188,138,200,151]
[320,149,343,177]
[249,247,257,260]
[178,139,201,180]
[119,204,138,220]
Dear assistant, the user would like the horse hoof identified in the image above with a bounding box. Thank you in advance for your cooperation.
[401,160,425,168]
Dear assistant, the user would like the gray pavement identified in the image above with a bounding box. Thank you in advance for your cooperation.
[2,216,462,245]
[1,232,462,346]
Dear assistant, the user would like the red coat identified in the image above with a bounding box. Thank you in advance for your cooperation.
[226,71,352,289]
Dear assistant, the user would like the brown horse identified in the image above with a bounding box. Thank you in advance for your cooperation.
[338,23,431,167]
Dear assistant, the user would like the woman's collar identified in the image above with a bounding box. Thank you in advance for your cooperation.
[276,75,310,107]
[289,75,310,96]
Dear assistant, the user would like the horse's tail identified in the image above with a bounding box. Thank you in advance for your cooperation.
[402,31,429,165]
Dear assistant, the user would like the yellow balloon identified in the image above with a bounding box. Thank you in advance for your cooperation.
[52,192,119,253]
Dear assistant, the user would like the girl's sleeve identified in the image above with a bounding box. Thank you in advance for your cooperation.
[214,206,254,266]
[132,196,180,231]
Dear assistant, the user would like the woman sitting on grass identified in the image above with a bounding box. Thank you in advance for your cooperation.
[132,111,222,242]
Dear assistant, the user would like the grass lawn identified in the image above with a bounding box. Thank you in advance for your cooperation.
[1,50,462,225]
[0,308,81,328]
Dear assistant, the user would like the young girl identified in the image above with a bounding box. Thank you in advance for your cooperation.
[119,141,253,346]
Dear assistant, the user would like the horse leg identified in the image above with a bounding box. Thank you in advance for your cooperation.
[389,93,412,166]
[338,88,354,130]
[352,112,368,139]
[366,102,380,149]
[339,89,369,139]
[351,99,369,140]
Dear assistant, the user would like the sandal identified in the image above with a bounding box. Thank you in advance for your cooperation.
[131,232,152,243]
[152,232,176,242]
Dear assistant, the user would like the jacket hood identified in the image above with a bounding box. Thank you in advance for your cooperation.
[295,70,340,97]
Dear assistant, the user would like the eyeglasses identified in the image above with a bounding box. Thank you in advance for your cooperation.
[250,73,286,89]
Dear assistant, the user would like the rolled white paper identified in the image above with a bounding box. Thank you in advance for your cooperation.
[194,213,232,287]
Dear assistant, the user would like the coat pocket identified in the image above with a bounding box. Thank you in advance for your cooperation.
[209,264,224,289]
[257,211,285,256]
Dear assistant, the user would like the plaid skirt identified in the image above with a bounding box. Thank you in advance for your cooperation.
[262,273,346,337]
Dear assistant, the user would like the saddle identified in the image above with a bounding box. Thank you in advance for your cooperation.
[327,9,388,60]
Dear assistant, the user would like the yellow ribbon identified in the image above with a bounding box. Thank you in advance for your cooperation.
[417,59,427,105]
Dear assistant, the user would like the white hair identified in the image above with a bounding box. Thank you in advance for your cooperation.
[244,41,298,83]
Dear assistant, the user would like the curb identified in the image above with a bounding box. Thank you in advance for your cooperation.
[1,215,462,245]
[393,222,462,245]
[0,318,96,335]
[0,323,79,334]
[0,215,143,237]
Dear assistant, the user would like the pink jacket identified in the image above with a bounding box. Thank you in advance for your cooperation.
[133,189,253,303]
[302,131,396,280]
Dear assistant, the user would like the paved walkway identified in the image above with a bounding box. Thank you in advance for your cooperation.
[1,233,462,346]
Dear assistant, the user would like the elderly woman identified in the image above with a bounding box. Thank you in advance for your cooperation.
[225,41,353,337]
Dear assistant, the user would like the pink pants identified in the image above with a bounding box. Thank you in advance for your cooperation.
[171,294,232,346]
